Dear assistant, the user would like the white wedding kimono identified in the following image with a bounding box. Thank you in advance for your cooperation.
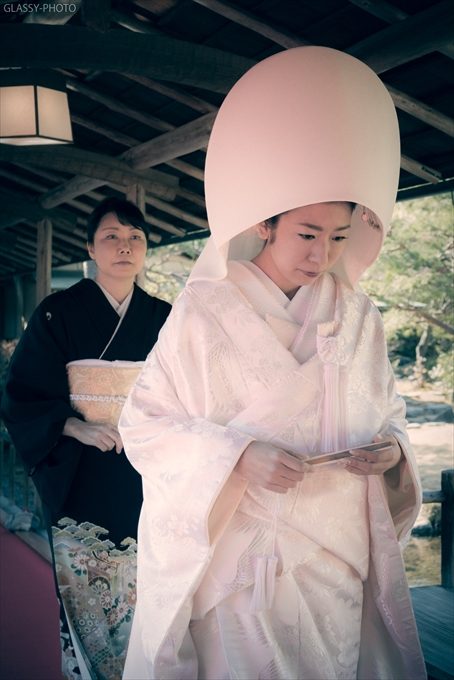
[119,262,426,680]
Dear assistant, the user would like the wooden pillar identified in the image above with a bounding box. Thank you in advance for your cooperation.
[13,275,24,336]
[36,218,52,305]
[441,469,454,589]
[126,184,147,289]
[126,184,146,213]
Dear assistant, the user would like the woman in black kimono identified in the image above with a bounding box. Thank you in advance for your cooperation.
[1,197,171,679]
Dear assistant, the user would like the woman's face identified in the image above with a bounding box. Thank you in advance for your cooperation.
[87,212,148,285]
[253,202,352,298]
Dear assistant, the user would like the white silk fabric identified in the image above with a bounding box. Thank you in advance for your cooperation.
[199,46,400,289]
[119,265,426,680]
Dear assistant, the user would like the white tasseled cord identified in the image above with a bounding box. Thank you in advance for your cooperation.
[250,495,280,612]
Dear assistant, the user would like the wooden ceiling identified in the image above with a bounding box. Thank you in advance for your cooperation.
[0,0,453,281]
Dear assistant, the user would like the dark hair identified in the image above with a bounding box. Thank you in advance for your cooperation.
[264,202,356,242]
[86,197,149,244]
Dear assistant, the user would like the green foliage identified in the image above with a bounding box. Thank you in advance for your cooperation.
[143,238,207,303]
[430,349,454,402]
[362,193,453,398]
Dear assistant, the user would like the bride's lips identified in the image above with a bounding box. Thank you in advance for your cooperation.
[300,270,320,278]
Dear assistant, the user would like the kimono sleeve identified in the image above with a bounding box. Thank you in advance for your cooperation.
[1,295,80,471]
[119,304,254,547]
[381,360,422,541]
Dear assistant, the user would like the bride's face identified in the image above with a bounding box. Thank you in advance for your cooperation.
[253,202,352,297]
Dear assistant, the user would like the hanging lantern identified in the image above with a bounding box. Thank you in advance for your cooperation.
[0,69,73,145]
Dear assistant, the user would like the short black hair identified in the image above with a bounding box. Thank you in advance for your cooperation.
[86,197,149,244]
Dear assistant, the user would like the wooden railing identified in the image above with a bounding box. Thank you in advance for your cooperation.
[421,468,454,589]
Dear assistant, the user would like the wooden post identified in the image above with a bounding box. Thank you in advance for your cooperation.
[126,184,147,289]
[441,469,454,589]
[126,184,146,213]
[13,275,24,337]
[36,218,52,305]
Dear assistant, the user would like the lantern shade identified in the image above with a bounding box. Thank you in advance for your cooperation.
[0,71,73,145]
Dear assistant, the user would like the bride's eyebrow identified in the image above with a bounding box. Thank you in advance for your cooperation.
[297,223,351,231]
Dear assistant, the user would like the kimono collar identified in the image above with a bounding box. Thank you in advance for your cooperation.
[96,281,133,318]
[228,261,337,362]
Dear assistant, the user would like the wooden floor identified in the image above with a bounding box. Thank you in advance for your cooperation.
[411,586,454,680]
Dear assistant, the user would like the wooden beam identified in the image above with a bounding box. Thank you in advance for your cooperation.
[400,155,443,184]
[0,262,16,275]
[15,164,106,205]
[19,220,82,254]
[67,79,174,133]
[123,73,217,114]
[146,196,209,230]
[38,112,214,208]
[191,1,453,152]
[147,215,185,238]
[347,0,454,60]
[0,146,178,200]
[36,218,52,304]
[14,163,70,184]
[166,159,204,182]
[177,187,207,209]
[0,165,90,216]
[348,1,454,74]
[122,113,215,169]
[0,167,49,195]
[0,203,39,230]
[3,245,36,266]
[18,235,71,264]
[52,229,87,251]
[72,114,140,147]
[191,0,307,48]
[72,114,205,181]
[50,217,87,241]
[81,0,111,31]
[40,177,108,210]
[126,184,146,213]
[0,190,77,231]
[0,24,254,94]
[388,86,454,138]
[109,8,167,36]
[347,0,408,23]
[190,1,449,185]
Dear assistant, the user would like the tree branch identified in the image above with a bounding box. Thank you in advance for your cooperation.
[396,305,454,335]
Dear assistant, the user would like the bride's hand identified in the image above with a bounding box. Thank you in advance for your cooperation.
[344,434,402,476]
[235,441,308,494]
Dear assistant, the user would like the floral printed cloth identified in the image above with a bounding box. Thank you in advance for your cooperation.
[52,518,137,680]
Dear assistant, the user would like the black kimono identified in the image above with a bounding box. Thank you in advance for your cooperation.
[2,279,171,544]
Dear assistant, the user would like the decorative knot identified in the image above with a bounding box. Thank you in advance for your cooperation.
[316,334,348,365]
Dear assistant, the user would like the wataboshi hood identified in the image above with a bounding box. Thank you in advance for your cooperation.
[190,46,400,288]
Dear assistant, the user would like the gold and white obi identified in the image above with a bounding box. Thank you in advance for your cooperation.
[67,359,144,427]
